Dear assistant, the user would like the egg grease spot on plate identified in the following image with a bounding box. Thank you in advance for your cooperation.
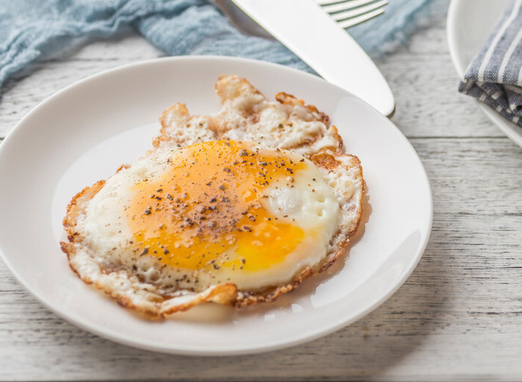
[170,303,235,324]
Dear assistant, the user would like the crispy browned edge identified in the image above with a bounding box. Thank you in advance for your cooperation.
[235,153,364,308]
[153,103,190,149]
[60,174,239,319]
[62,179,106,283]
[60,82,365,317]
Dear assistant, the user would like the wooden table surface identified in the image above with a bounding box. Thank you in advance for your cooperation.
[3,2,522,381]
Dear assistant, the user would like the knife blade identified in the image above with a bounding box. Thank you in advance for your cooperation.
[228,0,395,117]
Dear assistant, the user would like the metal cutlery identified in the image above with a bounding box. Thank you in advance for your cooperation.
[317,0,388,29]
[221,0,395,117]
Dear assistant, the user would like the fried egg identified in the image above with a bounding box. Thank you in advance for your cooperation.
[62,75,365,318]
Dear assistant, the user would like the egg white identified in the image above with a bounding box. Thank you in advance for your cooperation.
[78,144,340,292]
[63,75,365,317]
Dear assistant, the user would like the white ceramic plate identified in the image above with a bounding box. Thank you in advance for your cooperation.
[0,56,432,356]
[447,0,522,147]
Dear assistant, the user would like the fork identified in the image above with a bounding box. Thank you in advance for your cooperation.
[317,0,388,29]
[214,0,388,37]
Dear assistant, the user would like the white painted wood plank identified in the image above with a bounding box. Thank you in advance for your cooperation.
[378,0,501,139]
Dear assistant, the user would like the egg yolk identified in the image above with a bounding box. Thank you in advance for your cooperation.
[126,140,307,273]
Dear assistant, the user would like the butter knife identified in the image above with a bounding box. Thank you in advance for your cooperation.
[227,0,395,117]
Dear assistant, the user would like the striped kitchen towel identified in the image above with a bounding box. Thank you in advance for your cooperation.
[459,0,522,126]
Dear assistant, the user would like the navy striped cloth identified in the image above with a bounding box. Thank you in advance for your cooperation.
[459,0,522,126]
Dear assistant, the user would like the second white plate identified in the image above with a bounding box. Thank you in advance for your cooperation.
[447,0,522,147]
[0,56,432,355]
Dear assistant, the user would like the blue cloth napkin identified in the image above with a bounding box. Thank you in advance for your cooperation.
[0,0,434,96]
[459,0,522,126]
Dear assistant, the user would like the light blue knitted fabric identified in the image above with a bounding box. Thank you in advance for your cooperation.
[0,0,434,94]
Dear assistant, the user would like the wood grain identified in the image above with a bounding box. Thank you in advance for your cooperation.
[3,2,522,381]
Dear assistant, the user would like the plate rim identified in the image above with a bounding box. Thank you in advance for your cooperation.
[447,0,522,148]
[0,55,433,356]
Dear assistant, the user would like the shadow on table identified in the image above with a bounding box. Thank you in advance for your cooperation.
[33,210,448,381]
[54,235,447,381]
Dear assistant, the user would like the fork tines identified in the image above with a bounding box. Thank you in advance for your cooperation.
[316,0,388,29]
